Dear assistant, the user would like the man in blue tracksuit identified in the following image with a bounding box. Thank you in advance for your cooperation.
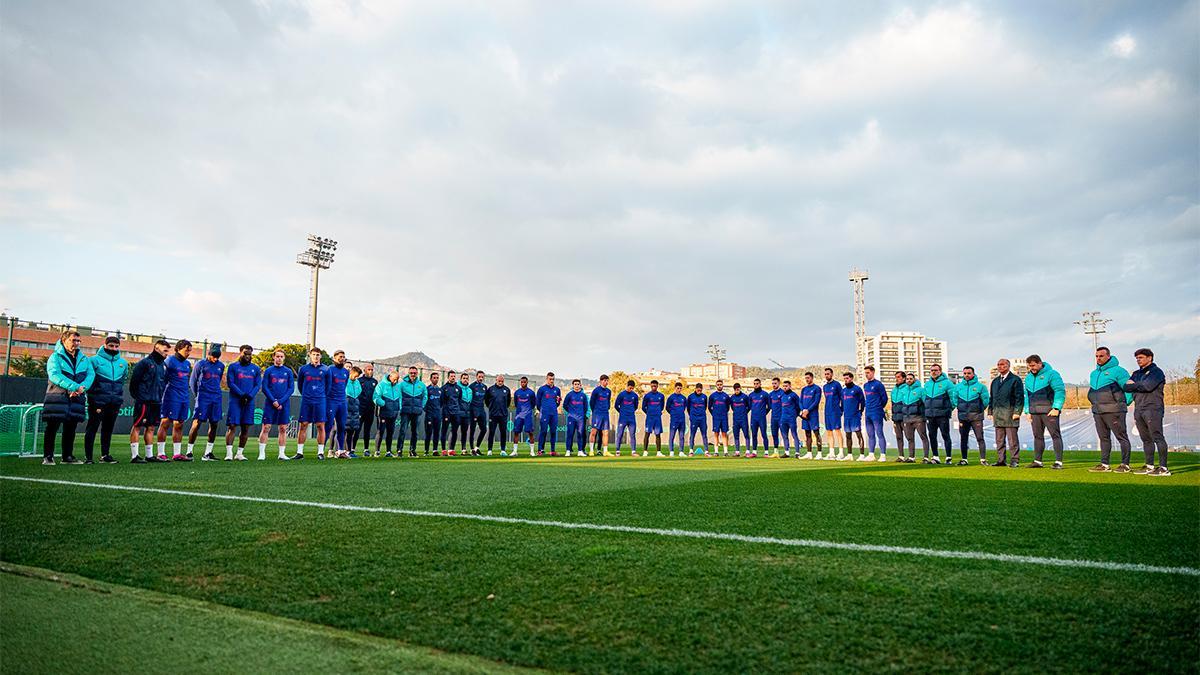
[1023,355,1065,469]
[188,343,225,461]
[1124,348,1168,475]
[666,382,688,457]
[440,371,462,453]
[259,349,295,460]
[822,369,844,459]
[399,366,428,457]
[747,379,770,456]
[799,372,823,459]
[862,366,889,461]
[324,350,351,457]
[922,364,957,464]
[129,339,169,463]
[157,339,193,462]
[563,379,589,456]
[589,374,612,455]
[953,365,989,466]
[841,372,866,460]
[470,371,489,454]
[729,383,750,455]
[709,380,731,456]
[536,372,562,456]
[297,347,328,459]
[641,380,666,456]
[779,381,801,456]
[485,375,512,456]
[423,372,443,455]
[768,378,783,453]
[1087,347,1133,473]
[613,380,640,456]
[511,376,536,455]
[226,345,262,460]
[687,383,709,454]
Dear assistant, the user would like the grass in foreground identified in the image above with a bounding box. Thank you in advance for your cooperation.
[0,563,541,674]
[2,451,1198,673]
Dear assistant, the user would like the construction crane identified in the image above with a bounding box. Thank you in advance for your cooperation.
[768,358,786,369]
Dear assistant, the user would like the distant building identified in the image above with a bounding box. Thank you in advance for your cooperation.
[680,362,747,380]
[859,331,949,391]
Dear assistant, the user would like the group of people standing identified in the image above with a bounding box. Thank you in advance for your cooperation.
[37,331,1172,475]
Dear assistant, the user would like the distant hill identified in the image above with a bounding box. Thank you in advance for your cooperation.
[372,351,442,370]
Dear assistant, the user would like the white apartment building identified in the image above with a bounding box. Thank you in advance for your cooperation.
[859,331,949,391]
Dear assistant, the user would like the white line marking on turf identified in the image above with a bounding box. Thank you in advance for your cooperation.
[3,475,1197,577]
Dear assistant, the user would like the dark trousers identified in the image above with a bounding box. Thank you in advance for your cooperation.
[903,418,929,457]
[1094,412,1131,466]
[400,412,420,452]
[893,420,906,457]
[1134,409,1167,468]
[926,416,952,457]
[424,415,442,453]
[958,418,985,458]
[471,413,488,447]
[487,415,507,452]
[1030,413,1063,463]
[376,416,396,453]
[749,418,768,450]
[44,419,78,460]
[84,401,121,460]
[360,405,375,450]
[994,426,1019,464]
[442,416,459,449]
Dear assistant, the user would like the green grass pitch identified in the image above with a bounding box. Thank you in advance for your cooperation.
[2,447,1198,673]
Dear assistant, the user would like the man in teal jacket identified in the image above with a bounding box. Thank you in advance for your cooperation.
[85,335,128,463]
[1023,355,1066,469]
[953,366,989,465]
[1087,347,1134,473]
[922,364,957,464]
[398,366,428,457]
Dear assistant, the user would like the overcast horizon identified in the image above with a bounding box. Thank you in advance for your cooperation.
[2,1,1198,383]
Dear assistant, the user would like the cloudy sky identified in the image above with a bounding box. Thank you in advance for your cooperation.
[2,0,1197,382]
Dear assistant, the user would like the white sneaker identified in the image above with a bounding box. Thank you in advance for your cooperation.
[931,456,941,464]
[500,450,507,457]
[669,450,676,457]
[234,452,246,461]
[858,454,869,462]
[800,452,812,460]
[487,450,493,456]
[877,454,886,462]
[257,452,266,461]
[529,449,536,457]
[656,451,665,457]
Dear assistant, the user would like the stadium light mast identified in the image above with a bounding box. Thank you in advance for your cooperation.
[1074,311,1112,352]
[296,235,337,349]
[849,267,869,378]
[706,343,726,379]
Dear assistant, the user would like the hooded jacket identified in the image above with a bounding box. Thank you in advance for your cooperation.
[43,341,95,422]
[88,347,128,407]
[129,351,167,403]
[1023,362,1065,414]
[1088,356,1132,414]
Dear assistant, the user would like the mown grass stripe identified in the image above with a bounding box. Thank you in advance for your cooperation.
[4,475,1196,576]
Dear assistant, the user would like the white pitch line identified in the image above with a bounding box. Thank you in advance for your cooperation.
[3,475,1197,577]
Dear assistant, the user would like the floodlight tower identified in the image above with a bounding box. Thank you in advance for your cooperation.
[849,267,869,378]
[1074,311,1112,352]
[296,235,337,349]
[706,344,726,379]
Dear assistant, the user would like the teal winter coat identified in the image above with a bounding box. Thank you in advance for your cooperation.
[921,374,958,417]
[1088,356,1132,414]
[43,341,96,422]
[1024,362,1065,414]
[953,376,989,421]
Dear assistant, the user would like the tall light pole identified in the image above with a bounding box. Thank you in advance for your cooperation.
[849,267,869,378]
[296,235,337,349]
[706,343,726,380]
[1074,311,1112,352]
